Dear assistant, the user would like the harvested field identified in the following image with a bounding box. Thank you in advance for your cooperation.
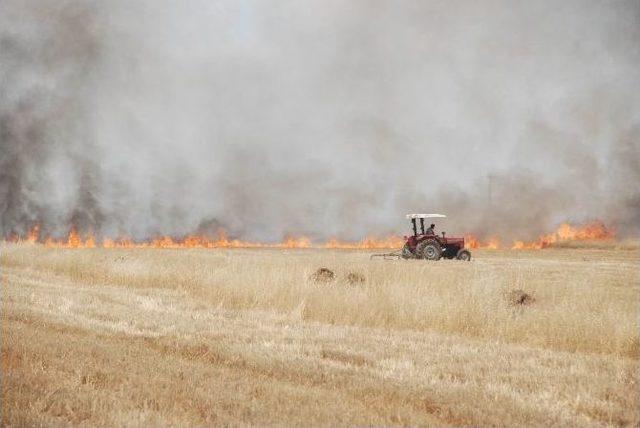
[1,244,639,426]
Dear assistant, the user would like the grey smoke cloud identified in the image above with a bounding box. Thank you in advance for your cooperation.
[1,0,639,242]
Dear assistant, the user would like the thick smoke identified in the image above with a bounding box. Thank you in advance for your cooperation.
[1,0,639,242]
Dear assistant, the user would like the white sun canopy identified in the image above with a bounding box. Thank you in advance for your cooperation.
[405,214,447,219]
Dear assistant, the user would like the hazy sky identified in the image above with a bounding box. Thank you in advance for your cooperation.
[1,0,639,241]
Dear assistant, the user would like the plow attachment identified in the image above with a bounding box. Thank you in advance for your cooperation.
[370,250,403,260]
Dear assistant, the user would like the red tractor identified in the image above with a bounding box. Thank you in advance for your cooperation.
[401,214,471,261]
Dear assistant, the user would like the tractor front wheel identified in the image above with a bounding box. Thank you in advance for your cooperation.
[416,239,442,261]
[456,249,471,261]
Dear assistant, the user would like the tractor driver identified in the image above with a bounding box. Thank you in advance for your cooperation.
[426,223,436,235]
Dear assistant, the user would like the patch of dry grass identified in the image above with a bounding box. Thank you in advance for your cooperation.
[548,239,640,250]
[2,243,639,426]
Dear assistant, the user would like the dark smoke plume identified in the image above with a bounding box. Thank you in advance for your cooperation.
[1,0,639,242]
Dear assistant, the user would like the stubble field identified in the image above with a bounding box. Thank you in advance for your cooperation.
[1,243,639,426]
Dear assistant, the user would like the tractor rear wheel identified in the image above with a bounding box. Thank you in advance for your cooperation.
[456,249,471,261]
[416,239,442,261]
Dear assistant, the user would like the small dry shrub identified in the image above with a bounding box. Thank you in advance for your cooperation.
[505,289,535,306]
[310,267,335,283]
[344,272,365,285]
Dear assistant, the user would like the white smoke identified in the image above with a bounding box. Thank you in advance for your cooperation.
[1,0,639,241]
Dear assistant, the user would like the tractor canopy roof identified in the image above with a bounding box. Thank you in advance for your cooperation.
[406,214,446,219]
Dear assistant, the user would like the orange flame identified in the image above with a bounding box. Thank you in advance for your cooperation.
[465,235,502,250]
[511,221,614,249]
[6,221,616,250]
[25,227,400,250]
[26,224,40,243]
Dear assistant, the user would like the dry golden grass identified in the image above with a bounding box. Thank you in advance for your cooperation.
[2,243,639,426]
[547,239,640,251]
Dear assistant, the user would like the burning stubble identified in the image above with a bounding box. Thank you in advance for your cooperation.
[1,0,639,242]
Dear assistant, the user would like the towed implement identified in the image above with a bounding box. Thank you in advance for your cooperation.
[371,214,471,261]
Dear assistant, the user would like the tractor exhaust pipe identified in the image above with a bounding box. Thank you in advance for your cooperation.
[411,218,418,236]
[420,218,425,234]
